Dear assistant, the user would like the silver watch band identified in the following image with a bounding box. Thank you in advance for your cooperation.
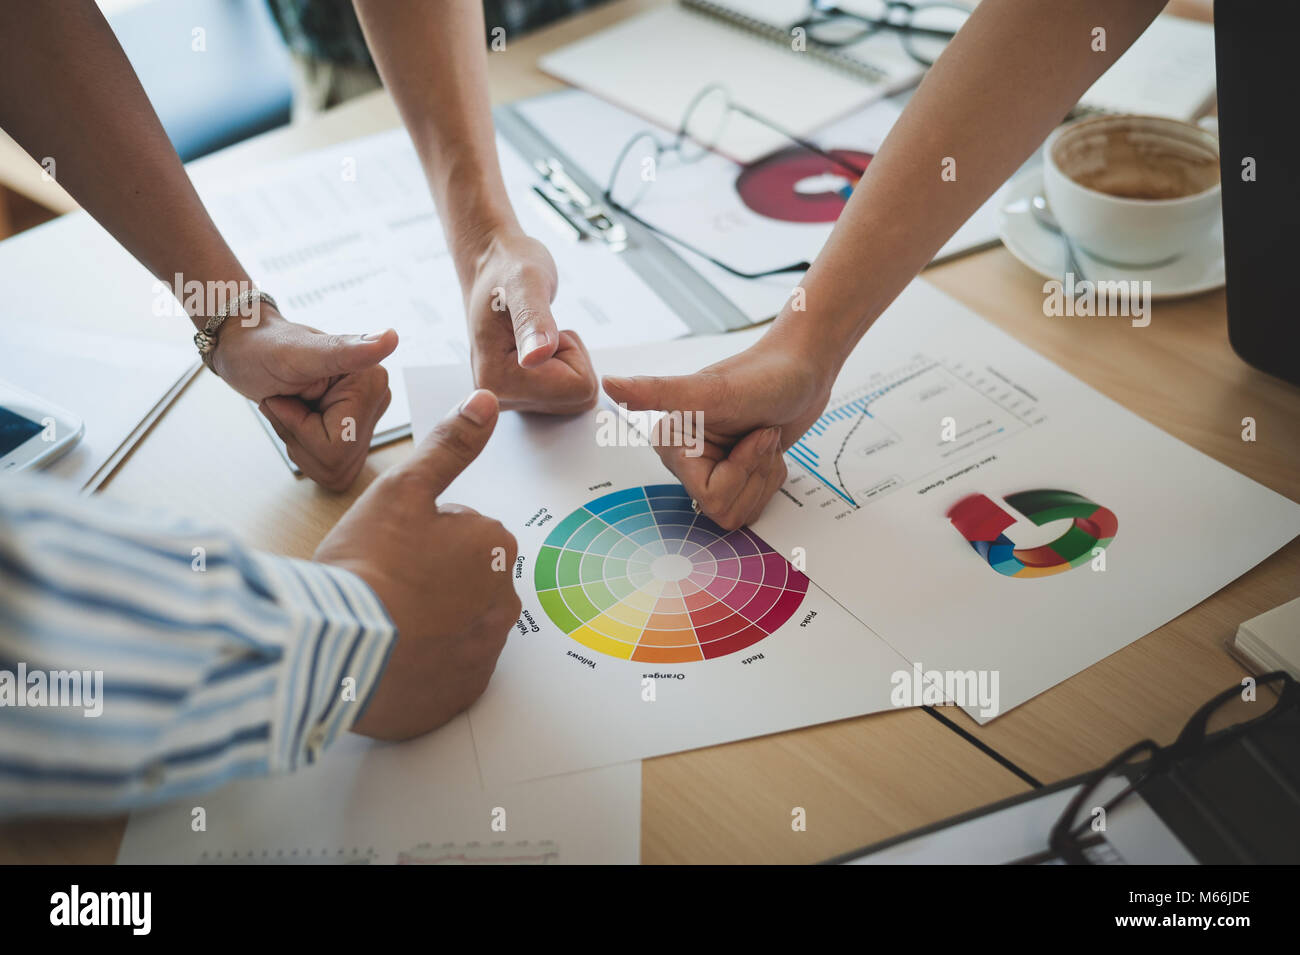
[194,289,278,369]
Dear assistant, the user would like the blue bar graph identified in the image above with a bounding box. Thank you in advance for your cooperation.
[784,361,938,508]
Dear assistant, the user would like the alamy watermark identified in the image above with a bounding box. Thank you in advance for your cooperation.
[0,663,103,717]
[50,885,150,935]
[595,404,705,457]
[1043,273,1151,327]
[151,274,262,325]
[890,661,1000,718]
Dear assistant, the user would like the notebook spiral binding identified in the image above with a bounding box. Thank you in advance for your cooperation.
[680,0,889,83]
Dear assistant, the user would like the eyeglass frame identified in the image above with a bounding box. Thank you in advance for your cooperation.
[1046,669,1299,865]
[793,0,971,64]
[602,83,870,280]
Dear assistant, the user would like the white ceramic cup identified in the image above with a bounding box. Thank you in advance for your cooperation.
[1042,114,1221,266]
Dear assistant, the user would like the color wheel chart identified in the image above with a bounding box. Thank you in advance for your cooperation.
[534,485,809,663]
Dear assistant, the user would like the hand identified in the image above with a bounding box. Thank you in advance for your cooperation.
[211,308,399,491]
[315,389,521,740]
[603,333,836,529]
[462,228,598,414]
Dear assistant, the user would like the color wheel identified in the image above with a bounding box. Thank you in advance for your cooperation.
[534,484,809,663]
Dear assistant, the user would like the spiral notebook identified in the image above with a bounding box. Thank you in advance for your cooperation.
[539,1,925,163]
[1078,12,1217,120]
[540,3,1215,164]
[680,1,1217,120]
[679,0,928,83]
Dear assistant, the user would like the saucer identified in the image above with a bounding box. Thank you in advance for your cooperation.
[996,168,1226,299]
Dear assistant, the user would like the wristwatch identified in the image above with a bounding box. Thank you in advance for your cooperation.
[194,289,278,369]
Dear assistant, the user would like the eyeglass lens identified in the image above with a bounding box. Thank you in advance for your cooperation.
[679,86,733,162]
[608,132,663,211]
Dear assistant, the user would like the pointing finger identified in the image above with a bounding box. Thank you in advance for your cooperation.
[407,389,500,500]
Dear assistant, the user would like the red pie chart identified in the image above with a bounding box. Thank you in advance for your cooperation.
[735,146,872,223]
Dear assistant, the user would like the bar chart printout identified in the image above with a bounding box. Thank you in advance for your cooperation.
[786,355,1039,512]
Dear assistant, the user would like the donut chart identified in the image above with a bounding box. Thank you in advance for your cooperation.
[534,485,809,663]
[735,146,872,223]
[947,489,1118,578]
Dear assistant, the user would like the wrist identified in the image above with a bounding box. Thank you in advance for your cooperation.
[452,215,523,286]
[159,259,256,332]
[424,151,520,283]
[208,303,285,380]
[766,305,852,382]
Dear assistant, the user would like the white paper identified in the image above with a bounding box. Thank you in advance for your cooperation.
[1081,13,1216,120]
[516,89,1003,322]
[405,364,913,785]
[198,127,689,447]
[117,714,641,865]
[598,281,1300,723]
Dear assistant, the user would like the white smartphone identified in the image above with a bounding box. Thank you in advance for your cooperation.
[0,380,84,474]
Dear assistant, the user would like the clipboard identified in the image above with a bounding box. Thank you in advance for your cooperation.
[495,101,753,335]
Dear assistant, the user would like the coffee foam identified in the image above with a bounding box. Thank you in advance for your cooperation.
[1053,124,1219,201]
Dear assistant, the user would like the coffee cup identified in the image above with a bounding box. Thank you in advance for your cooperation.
[1042,114,1221,267]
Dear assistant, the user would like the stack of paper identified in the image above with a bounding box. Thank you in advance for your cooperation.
[1233,596,1300,680]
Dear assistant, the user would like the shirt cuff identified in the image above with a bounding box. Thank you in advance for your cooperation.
[248,554,397,772]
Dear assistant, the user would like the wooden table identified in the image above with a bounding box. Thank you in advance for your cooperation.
[4,0,1293,865]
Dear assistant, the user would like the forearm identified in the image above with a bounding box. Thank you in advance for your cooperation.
[770,0,1167,373]
[352,0,518,286]
[0,0,250,329]
[0,477,395,816]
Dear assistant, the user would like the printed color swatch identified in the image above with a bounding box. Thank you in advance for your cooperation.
[535,485,810,662]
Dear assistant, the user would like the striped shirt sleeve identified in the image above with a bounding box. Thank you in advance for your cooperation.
[0,476,397,817]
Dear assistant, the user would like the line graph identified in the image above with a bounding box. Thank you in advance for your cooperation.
[786,355,1045,511]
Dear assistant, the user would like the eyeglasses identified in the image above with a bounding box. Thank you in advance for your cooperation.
[604,84,869,280]
[793,0,972,65]
[1043,670,1299,865]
